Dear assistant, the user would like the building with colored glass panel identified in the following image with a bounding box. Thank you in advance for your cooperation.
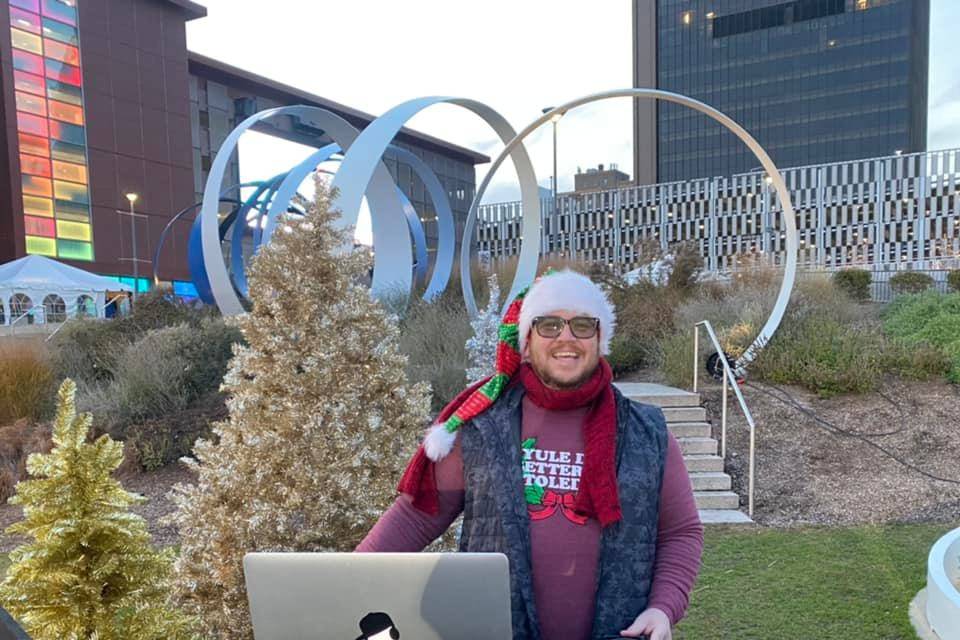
[0,0,486,287]
[632,0,929,184]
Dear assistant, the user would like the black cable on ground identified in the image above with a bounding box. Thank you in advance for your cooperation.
[741,379,960,486]
[756,381,905,438]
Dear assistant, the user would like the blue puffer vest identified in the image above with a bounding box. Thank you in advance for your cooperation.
[457,384,668,640]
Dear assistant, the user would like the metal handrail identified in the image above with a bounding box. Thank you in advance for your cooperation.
[44,294,128,342]
[692,319,757,517]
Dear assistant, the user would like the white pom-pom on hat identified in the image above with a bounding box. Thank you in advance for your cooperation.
[518,270,616,355]
[424,423,458,461]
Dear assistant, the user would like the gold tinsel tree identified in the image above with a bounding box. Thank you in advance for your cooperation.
[0,379,197,640]
[168,182,431,638]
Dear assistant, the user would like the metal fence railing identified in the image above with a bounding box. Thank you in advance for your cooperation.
[720,262,958,303]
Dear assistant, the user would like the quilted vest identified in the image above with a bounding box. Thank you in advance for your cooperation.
[458,384,668,640]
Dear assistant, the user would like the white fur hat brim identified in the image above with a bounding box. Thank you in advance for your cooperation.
[518,270,616,355]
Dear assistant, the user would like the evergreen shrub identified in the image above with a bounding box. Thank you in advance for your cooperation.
[889,271,934,295]
[832,268,872,301]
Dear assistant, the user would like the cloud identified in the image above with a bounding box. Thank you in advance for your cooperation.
[931,82,960,109]
[929,121,960,151]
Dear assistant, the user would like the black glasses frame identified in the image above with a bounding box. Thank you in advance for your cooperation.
[532,315,600,339]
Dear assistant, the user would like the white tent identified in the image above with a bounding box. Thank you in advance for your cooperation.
[0,255,132,326]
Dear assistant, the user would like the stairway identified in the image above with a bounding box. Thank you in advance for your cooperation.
[615,382,753,524]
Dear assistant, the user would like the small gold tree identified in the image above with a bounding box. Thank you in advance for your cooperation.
[0,379,196,640]
[168,182,431,638]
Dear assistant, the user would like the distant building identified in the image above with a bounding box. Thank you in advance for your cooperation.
[477,147,960,275]
[574,164,632,193]
[633,0,930,184]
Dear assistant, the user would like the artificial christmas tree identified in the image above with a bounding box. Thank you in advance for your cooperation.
[465,271,502,383]
[168,183,431,638]
[0,379,196,640]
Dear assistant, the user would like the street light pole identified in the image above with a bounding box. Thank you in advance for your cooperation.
[542,107,567,262]
[125,193,139,301]
[552,116,558,203]
[541,106,564,208]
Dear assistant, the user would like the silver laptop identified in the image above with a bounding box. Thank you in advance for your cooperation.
[244,552,512,640]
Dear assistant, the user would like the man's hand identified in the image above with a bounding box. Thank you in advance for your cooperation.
[620,607,671,639]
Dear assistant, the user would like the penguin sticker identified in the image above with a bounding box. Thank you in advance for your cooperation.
[354,612,400,640]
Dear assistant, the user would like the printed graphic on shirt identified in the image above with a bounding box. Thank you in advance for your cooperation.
[521,437,588,525]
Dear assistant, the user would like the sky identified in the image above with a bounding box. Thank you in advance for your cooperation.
[186,0,960,241]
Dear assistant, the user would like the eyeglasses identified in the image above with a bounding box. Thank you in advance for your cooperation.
[532,316,600,340]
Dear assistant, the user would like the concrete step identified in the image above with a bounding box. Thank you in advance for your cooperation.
[689,471,732,491]
[668,422,711,438]
[699,509,754,524]
[694,491,740,510]
[662,406,707,422]
[615,383,701,408]
[683,454,725,473]
[677,436,717,456]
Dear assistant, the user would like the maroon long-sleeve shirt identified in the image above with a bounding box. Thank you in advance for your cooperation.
[357,396,704,638]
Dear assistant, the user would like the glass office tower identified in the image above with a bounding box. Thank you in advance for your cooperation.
[652,0,929,182]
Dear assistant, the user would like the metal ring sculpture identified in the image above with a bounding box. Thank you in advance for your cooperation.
[197,106,410,316]
[152,190,243,286]
[329,97,540,303]
[461,89,798,370]
[193,90,797,370]
[258,144,456,295]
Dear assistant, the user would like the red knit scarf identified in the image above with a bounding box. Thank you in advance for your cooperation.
[398,358,622,527]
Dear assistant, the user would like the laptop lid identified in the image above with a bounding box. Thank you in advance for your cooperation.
[244,552,512,640]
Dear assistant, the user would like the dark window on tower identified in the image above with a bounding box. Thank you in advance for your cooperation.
[713,0,844,38]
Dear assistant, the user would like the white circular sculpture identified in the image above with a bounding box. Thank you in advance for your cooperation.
[462,89,798,371]
[926,527,960,640]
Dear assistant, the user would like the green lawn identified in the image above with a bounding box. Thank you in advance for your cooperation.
[675,523,953,640]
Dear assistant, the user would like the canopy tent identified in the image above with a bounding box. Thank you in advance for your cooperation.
[0,255,132,326]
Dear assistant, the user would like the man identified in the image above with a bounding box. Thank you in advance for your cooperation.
[358,270,704,640]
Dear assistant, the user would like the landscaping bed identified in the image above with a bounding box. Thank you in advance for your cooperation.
[704,377,960,526]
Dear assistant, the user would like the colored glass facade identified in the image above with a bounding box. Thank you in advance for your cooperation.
[8,0,93,261]
[653,0,929,182]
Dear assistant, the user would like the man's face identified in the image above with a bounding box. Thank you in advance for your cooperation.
[523,309,601,390]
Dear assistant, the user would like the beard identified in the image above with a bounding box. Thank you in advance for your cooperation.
[529,356,599,390]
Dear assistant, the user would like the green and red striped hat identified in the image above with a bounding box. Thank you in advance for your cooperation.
[423,283,529,460]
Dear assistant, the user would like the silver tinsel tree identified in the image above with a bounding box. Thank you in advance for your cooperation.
[167,183,431,639]
[465,271,502,383]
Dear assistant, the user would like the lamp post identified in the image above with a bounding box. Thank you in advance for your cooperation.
[541,106,564,207]
[125,193,139,301]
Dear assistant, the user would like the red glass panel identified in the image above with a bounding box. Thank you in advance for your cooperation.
[24,215,55,237]
[15,91,46,116]
[20,153,51,178]
[13,70,45,96]
[17,112,48,136]
[12,49,44,75]
[47,99,82,125]
[44,60,80,86]
[19,132,49,157]
[43,39,79,66]
[10,7,42,34]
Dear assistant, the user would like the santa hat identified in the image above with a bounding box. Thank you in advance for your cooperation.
[518,269,616,356]
[422,269,616,461]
